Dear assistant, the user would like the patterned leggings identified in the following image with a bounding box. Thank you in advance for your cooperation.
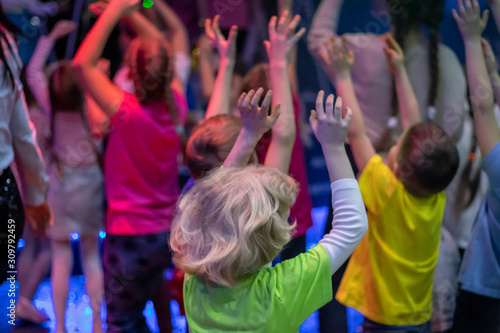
[103,232,171,333]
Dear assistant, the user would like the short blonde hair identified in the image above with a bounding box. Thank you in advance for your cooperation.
[170,165,298,287]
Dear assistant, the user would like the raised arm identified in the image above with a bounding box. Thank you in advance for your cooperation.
[384,33,421,131]
[27,21,77,115]
[319,35,375,173]
[204,16,238,119]
[197,35,217,102]
[307,0,344,59]
[481,38,500,106]
[454,0,500,156]
[310,91,368,274]
[263,11,305,173]
[223,89,281,168]
[154,0,189,57]
[73,0,138,118]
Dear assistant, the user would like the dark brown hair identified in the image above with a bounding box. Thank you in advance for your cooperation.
[186,115,242,179]
[398,123,459,195]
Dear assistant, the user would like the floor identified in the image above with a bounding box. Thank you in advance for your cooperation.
[0,207,364,333]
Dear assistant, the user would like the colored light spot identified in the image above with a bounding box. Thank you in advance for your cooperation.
[143,0,154,8]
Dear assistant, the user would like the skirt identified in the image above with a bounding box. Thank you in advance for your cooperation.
[48,164,104,240]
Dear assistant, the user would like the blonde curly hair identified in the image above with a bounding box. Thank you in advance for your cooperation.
[170,165,298,287]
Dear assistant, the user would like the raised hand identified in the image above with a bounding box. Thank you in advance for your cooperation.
[238,88,281,137]
[481,38,498,75]
[89,1,108,16]
[97,58,111,77]
[205,15,238,64]
[453,0,489,40]
[264,11,306,65]
[108,0,141,16]
[25,202,52,237]
[318,35,354,81]
[310,91,352,148]
[48,20,77,40]
[383,33,405,76]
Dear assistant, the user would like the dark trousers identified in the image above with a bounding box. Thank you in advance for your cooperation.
[452,288,500,333]
[0,167,25,283]
[362,318,431,333]
[103,232,171,333]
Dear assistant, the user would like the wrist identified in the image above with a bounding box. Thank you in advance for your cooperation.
[240,128,262,145]
[321,143,346,155]
[269,59,288,69]
[333,72,352,85]
[220,58,235,69]
[463,36,482,44]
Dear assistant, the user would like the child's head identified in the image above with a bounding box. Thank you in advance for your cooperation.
[241,63,270,96]
[49,60,84,112]
[170,165,298,287]
[388,123,459,196]
[186,115,258,179]
[125,38,173,104]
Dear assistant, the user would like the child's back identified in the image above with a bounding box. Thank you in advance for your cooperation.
[337,154,445,325]
[105,93,183,235]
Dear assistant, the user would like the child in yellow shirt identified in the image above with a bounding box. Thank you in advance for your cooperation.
[317,34,460,329]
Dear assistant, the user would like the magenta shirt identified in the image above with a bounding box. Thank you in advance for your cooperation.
[105,92,186,235]
[256,94,314,237]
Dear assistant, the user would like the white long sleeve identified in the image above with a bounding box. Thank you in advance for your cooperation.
[319,178,368,275]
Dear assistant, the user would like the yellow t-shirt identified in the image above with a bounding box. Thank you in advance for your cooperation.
[336,155,445,325]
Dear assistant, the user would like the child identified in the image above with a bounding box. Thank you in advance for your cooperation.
[170,89,368,332]
[319,34,459,329]
[0,3,51,283]
[27,20,106,333]
[452,1,500,331]
[73,0,187,331]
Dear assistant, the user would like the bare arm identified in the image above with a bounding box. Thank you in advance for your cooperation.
[263,12,305,173]
[223,90,280,168]
[307,0,344,58]
[204,16,237,119]
[454,0,500,156]
[481,37,500,106]
[73,0,137,118]
[319,36,375,173]
[384,33,421,131]
[197,35,216,102]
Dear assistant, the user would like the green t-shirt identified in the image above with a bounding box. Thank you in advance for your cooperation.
[184,245,332,332]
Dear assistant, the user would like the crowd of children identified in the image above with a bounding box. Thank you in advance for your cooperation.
[0,0,499,332]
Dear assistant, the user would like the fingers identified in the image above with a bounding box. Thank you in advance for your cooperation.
[452,9,463,23]
[333,96,342,121]
[277,10,288,34]
[213,15,225,41]
[237,92,247,109]
[259,90,273,116]
[318,49,330,66]
[458,0,466,16]
[465,0,473,11]
[268,16,277,37]
[289,27,306,47]
[268,104,281,126]
[482,9,490,27]
[205,18,213,38]
[473,0,480,15]
[325,94,335,120]
[343,107,353,125]
[241,90,255,113]
[227,25,238,48]
[309,109,318,129]
[286,15,301,37]
[384,33,401,54]
[250,88,264,111]
[315,90,326,118]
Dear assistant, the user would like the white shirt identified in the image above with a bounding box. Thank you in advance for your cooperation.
[0,25,48,205]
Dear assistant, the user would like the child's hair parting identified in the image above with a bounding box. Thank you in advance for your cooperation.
[125,38,179,125]
[186,115,243,179]
[170,165,298,287]
[397,123,459,196]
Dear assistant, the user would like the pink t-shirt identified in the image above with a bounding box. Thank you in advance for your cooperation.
[105,92,185,235]
[256,94,314,237]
